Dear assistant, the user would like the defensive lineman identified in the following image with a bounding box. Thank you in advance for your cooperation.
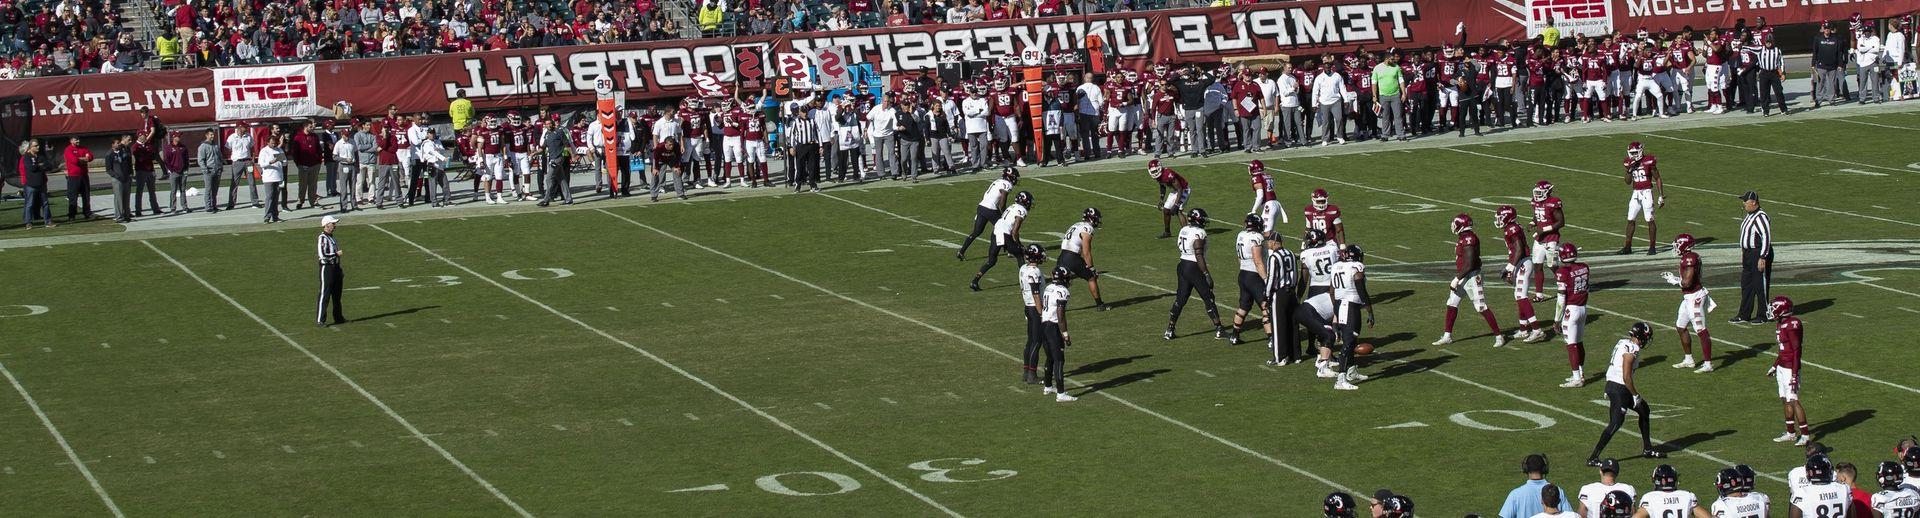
[1151,160,1190,238]
[1662,233,1715,373]
[958,167,1017,260]
[1621,142,1665,255]
[1433,213,1508,347]
[1586,322,1668,465]
[1303,189,1347,245]
[1228,214,1269,345]
[1496,205,1549,342]
[1165,208,1225,341]
[1557,243,1594,388]
[971,191,1032,291]
[316,215,346,327]
[1058,207,1110,310]
[1039,266,1077,402]
[1791,455,1850,518]
[1019,245,1048,385]
[1766,295,1813,445]
[1328,244,1375,391]
[1636,465,1711,518]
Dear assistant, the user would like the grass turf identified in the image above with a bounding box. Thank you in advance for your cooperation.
[2,111,1917,516]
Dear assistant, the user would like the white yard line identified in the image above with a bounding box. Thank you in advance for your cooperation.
[1831,118,1919,131]
[1265,167,1629,239]
[1641,133,1916,176]
[1445,148,1920,229]
[141,240,533,518]
[368,225,962,518]
[0,359,124,517]
[592,208,1371,502]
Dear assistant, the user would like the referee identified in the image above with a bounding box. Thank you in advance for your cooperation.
[1755,38,1790,116]
[1734,191,1773,323]
[316,215,346,327]
[1263,233,1302,366]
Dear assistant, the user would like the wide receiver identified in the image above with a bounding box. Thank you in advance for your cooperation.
[1495,206,1548,342]
[1432,213,1507,347]
[1765,295,1812,445]
[1150,160,1190,238]
[1620,142,1665,255]
[1661,233,1715,373]
[1531,180,1568,320]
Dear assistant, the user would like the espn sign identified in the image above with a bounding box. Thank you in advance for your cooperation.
[1523,0,1611,38]
[212,64,325,121]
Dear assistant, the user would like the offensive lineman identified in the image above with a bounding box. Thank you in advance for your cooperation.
[1301,229,1343,377]
[1496,205,1549,343]
[1711,467,1770,518]
[1165,208,1225,341]
[1635,465,1710,518]
[970,191,1032,291]
[1039,265,1077,402]
[1151,160,1190,238]
[1621,142,1665,255]
[1058,207,1110,310]
[1228,214,1268,345]
[1557,243,1594,388]
[1433,213,1508,347]
[1767,295,1813,445]
[1248,161,1287,235]
[1329,244,1375,391]
[1018,245,1048,384]
[1661,233,1715,373]
[1791,455,1850,518]
[958,167,1017,260]
[1872,461,1920,517]
[1586,322,1669,465]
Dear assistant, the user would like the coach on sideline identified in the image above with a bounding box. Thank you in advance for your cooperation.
[1497,453,1573,518]
[1734,191,1773,323]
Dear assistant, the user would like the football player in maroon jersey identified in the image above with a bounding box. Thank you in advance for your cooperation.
[1150,160,1188,238]
[1529,180,1565,315]
[1620,142,1665,255]
[1555,243,1591,388]
[1303,189,1346,245]
[1495,206,1547,343]
[1765,296,1811,445]
[1433,214,1507,347]
[1662,233,1715,373]
[1247,161,1284,236]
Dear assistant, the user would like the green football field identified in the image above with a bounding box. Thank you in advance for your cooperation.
[3,108,1918,517]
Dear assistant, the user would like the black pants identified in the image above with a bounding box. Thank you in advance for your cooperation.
[1757,70,1788,114]
[1737,249,1772,320]
[977,235,1022,276]
[1236,271,1265,312]
[1297,292,1336,351]
[65,176,92,219]
[1591,381,1654,458]
[1457,98,1483,136]
[317,262,344,324]
[1739,67,1760,111]
[1040,321,1066,390]
[794,143,820,190]
[1267,288,1299,363]
[1075,113,1099,159]
[958,206,999,256]
[1023,306,1043,374]
[1334,301,1364,372]
[542,157,572,204]
[1168,260,1218,325]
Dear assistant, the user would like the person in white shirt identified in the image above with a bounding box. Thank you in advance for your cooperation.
[331,128,359,211]
[867,97,899,180]
[1256,71,1279,147]
[1710,467,1770,518]
[1074,77,1104,159]
[1857,30,1887,103]
[226,125,258,209]
[1792,455,1851,518]
[1038,266,1076,402]
[257,135,286,223]
[1886,25,1911,100]
[962,90,992,171]
[1533,484,1574,518]
[1165,208,1225,343]
[1228,214,1268,345]
[1327,244,1373,390]
[1638,464,1710,518]
[1275,64,1303,147]
[1312,66,1349,146]
[1016,245,1047,385]
[414,129,451,207]
[1578,458,1636,518]
[1871,461,1920,518]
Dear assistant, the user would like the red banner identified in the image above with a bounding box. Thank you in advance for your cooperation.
[2,0,1911,136]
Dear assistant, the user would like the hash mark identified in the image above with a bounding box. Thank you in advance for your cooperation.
[683,413,701,421]
[494,314,508,320]
[813,402,833,410]
[211,450,226,459]
[714,298,729,304]
[880,397,899,405]
[40,347,50,353]
[215,334,225,340]
[930,282,947,287]
[1776,212,1797,218]
[551,424,567,431]
[100,343,110,349]
[1,466,10,475]
[944,391,961,400]
[349,440,365,448]
[1687,221,1704,226]
[769,294,784,300]
[383,322,397,328]
[156,338,168,344]
[877,286,891,291]
[1841,312,1866,319]
[483,429,499,437]
[142,456,155,465]
[1141,265,1156,270]
[660,302,674,308]
[605,306,620,312]
[1899,307,1919,314]
[281,445,296,454]
[1394,244,1412,250]
[1194,370,1216,378]
[617,419,634,427]
[438,318,451,324]
[1873,205,1892,210]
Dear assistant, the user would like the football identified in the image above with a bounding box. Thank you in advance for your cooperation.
[1355,343,1375,355]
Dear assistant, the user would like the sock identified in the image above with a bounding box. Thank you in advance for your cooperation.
[1580,98,1590,117]
[1567,342,1584,370]
[1479,310,1501,334]
[1518,299,1537,328]
[1697,330,1711,361]
[1797,423,1810,436]
[1443,306,1458,333]
[1785,420,1796,434]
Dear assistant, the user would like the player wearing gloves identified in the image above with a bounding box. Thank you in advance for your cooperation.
[1587,322,1668,466]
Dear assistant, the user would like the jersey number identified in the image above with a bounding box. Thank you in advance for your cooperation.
[1813,504,1844,518]
[1312,258,1333,276]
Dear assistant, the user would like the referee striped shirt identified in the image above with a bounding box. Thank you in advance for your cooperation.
[1739,209,1772,258]
[317,233,340,264]
[1265,246,1298,292]
[786,110,818,145]
[1756,46,1784,71]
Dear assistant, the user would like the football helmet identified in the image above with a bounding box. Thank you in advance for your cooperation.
[1083,207,1103,227]
[1244,213,1263,231]
[1628,321,1654,343]
[485,115,500,128]
[1651,464,1679,491]
[1532,180,1555,202]
[1014,191,1033,208]
[1003,166,1020,183]
[1560,242,1580,263]
[1672,233,1696,255]
[1877,461,1906,490]
[1186,208,1209,227]
[1303,228,1327,248]
[1148,159,1163,178]
[1627,141,1644,160]
[1051,266,1073,285]
[1123,69,1139,82]
[1769,296,1793,318]
[1806,454,1836,484]
[1600,490,1635,518]
[1451,213,1473,235]
[1380,496,1413,518]
[1025,244,1046,263]
[1904,447,1920,473]
[1248,159,1265,175]
[1734,464,1758,492]
[1340,244,1364,263]
[1322,492,1356,518]
[1495,205,1519,229]
[1714,467,1742,496]
[1311,188,1330,209]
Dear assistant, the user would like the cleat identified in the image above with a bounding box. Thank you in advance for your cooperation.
[1157,232,1172,239]
[1643,449,1667,459]
[1693,361,1714,373]
[1672,358,1695,369]
[1163,327,1176,340]
[1646,247,1658,256]
[1345,369,1369,382]
[1773,432,1797,443]
[1023,370,1038,384]
[1266,359,1288,367]
[1618,246,1634,255]
[1586,457,1602,467]
[1431,333,1454,346]
[1042,386,1056,395]
[1794,435,1810,446]
[955,251,965,261]
[1333,377,1358,391]
[1559,379,1584,388]
[1316,366,1338,379]
[1214,326,1226,340]
[1493,335,1507,348]
[1524,330,1547,343]
[1055,393,1077,402]
[969,282,981,292]
[1228,334,1242,345]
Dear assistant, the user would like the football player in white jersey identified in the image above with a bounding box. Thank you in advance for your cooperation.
[1711,467,1771,518]
[1328,244,1374,391]
[1228,214,1269,345]
[1017,245,1048,385]
[1636,464,1710,518]
[1586,322,1668,465]
[958,167,1017,260]
[1903,448,1920,493]
[1165,209,1225,341]
[1600,490,1637,518]
[1872,461,1920,518]
[1579,458,1637,518]
[1039,266,1077,402]
[971,191,1031,291]
[1792,455,1851,518]
[1057,207,1109,310]
[1299,228,1343,377]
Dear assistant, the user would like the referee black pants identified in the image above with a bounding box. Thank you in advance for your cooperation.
[1023,306,1043,375]
[1040,322,1066,390]
[794,143,820,190]
[1736,249,1771,320]
[1591,381,1654,458]
[1168,260,1219,325]
[958,206,998,257]
[317,263,344,324]
[1757,70,1788,115]
[1266,289,1299,363]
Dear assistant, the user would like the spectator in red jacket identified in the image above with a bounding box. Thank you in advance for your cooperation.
[62,137,94,221]
[291,121,326,209]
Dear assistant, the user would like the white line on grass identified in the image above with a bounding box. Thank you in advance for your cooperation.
[0,358,124,517]
[1444,148,1920,229]
[1265,167,1630,240]
[1832,118,1918,131]
[1641,133,1916,176]
[367,225,963,518]
[141,240,534,518]
[592,208,1371,501]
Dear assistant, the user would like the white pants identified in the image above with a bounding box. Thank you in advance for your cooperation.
[484,154,506,180]
[1705,64,1726,93]
[1531,239,1560,270]
[1562,305,1587,345]
[1632,76,1666,115]
[1511,259,1535,300]
[1106,107,1137,133]
[1162,189,1188,212]
[510,152,530,177]
[1675,290,1710,331]
[1582,80,1608,100]
[992,115,1019,142]
[1438,86,1460,107]
[723,135,745,162]
[1775,367,1799,401]
[744,140,766,162]
[1446,273,1490,312]
[1626,189,1656,222]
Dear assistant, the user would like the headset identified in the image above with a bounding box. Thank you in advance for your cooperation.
[1523,453,1550,475]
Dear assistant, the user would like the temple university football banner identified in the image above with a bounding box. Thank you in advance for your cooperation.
[3,0,1912,136]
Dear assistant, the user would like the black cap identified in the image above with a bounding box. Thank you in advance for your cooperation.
[1739,190,1760,202]
[1373,489,1396,503]
[1597,458,1620,474]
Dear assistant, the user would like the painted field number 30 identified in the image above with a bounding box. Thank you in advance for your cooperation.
[697,458,1018,497]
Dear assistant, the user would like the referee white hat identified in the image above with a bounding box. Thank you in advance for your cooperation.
[321,215,340,226]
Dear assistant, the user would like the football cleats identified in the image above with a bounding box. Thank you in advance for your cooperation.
[1672,233,1696,255]
[1877,461,1906,490]
[1651,464,1679,491]
[1050,266,1073,285]
[1495,205,1519,229]
[1734,464,1757,492]
[1186,208,1209,227]
[1628,321,1654,343]
[1311,188,1330,209]
[1380,496,1413,518]
[1627,141,1644,160]
[1340,244,1365,263]
[1560,242,1580,263]
[1244,213,1263,231]
[1769,296,1793,318]
[1002,166,1021,183]
[1451,213,1474,235]
[1304,228,1327,248]
[1148,159,1163,178]
[1248,160,1265,175]
[1322,492,1357,518]
[1599,490,1635,518]
[1014,191,1034,208]
[1025,244,1047,263]
[1805,454,1836,485]
[1714,467,1742,496]
[1083,207,1103,227]
[1532,180,1555,202]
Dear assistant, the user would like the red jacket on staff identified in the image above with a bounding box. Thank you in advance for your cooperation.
[63,144,92,178]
